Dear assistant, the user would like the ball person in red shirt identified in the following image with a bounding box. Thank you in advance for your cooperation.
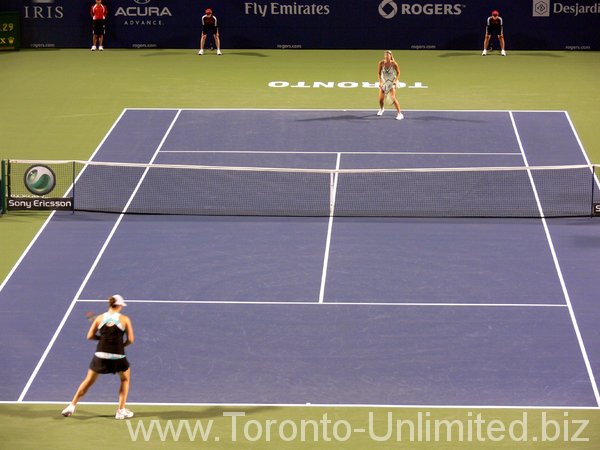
[90,0,107,51]
[482,10,506,56]
[198,8,222,55]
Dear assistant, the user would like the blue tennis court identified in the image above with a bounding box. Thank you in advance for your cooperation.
[1,109,599,408]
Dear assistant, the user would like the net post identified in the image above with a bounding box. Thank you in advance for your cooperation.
[593,165,599,218]
[71,161,75,213]
[591,165,595,218]
[6,159,10,200]
[0,159,5,214]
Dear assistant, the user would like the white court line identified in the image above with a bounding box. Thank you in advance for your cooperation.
[509,111,600,407]
[77,299,565,308]
[16,109,183,402]
[318,152,341,304]
[161,150,521,155]
[1,400,598,410]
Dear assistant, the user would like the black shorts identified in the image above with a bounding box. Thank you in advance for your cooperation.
[486,25,502,35]
[93,20,105,36]
[89,355,130,374]
[202,25,218,35]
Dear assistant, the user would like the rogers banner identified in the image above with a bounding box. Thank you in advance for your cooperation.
[2,0,599,50]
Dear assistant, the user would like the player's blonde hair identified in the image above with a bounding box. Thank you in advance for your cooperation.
[385,50,395,61]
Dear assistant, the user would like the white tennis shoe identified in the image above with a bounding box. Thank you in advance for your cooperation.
[198,49,204,55]
[396,113,404,121]
[217,50,222,55]
[116,408,134,420]
[377,108,384,116]
[91,46,96,51]
[61,404,75,417]
[481,49,487,56]
[501,50,506,56]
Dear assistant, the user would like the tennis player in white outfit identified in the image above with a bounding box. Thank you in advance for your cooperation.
[377,50,404,120]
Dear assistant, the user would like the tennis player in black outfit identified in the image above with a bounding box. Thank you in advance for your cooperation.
[61,295,135,420]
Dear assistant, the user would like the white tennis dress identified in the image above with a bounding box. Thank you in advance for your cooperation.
[380,63,397,94]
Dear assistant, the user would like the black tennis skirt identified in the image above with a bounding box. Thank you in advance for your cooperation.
[89,355,130,374]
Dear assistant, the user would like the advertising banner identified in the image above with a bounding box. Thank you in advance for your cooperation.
[6,162,73,212]
[1,0,598,50]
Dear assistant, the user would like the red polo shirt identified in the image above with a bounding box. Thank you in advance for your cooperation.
[91,3,107,20]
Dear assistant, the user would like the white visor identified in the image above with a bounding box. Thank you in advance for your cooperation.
[112,294,127,307]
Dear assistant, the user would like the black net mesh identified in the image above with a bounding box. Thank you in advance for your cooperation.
[6,160,600,218]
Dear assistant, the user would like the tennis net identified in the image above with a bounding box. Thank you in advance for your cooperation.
[4,159,600,218]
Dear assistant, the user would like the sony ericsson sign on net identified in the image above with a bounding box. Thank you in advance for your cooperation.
[379,0,465,19]
[7,198,73,211]
[7,164,73,211]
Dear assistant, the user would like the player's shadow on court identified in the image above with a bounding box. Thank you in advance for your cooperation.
[46,406,279,421]
[140,51,268,58]
[410,115,484,123]
[503,52,564,58]
[142,51,183,57]
[438,52,564,58]
[49,406,282,420]
[218,51,269,57]
[132,406,281,420]
[437,52,482,58]
[296,113,374,122]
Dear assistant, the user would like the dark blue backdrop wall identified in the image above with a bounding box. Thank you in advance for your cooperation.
[2,0,599,50]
